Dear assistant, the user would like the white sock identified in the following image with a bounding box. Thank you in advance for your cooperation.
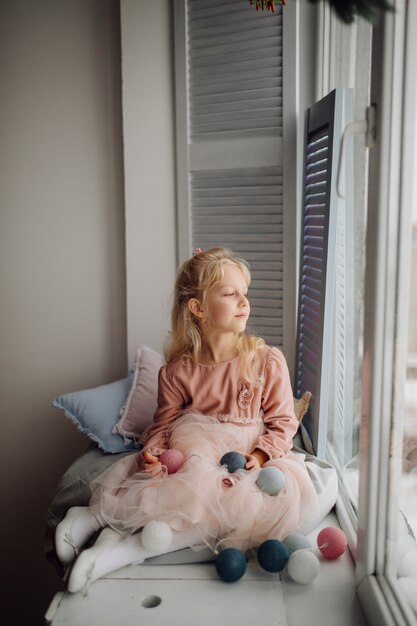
[68,526,204,592]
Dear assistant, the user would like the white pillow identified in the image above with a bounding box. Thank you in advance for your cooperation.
[112,345,165,445]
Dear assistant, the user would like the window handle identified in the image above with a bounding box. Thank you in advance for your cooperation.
[336,104,377,198]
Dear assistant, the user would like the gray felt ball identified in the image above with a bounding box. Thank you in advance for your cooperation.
[256,466,286,495]
[283,533,311,555]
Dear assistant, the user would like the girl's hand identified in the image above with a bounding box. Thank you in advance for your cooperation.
[242,449,269,470]
[244,453,261,471]
[138,451,163,476]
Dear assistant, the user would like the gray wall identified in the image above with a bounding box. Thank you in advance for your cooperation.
[120,0,177,362]
[0,2,127,624]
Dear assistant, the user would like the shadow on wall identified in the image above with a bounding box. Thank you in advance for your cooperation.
[0,1,127,624]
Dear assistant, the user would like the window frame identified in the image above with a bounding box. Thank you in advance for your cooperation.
[355,1,417,623]
[313,5,417,623]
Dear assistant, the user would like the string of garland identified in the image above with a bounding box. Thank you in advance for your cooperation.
[248,0,394,24]
[248,0,285,12]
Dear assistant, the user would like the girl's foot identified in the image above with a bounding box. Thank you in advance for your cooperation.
[55,506,101,566]
[67,524,205,594]
[67,527,122,594]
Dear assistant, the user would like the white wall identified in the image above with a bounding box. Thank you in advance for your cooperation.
[120,0,177,363]
[0,2,127,624]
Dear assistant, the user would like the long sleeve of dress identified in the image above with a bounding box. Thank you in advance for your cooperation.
[142,365,185,456]
[251,347,298,460]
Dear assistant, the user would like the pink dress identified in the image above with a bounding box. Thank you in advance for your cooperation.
[89,347,320,551]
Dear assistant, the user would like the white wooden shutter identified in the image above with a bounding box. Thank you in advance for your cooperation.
[295,88,352,458]
[174,0,292,350]
[187,0,282,140]
[191,166,283,345]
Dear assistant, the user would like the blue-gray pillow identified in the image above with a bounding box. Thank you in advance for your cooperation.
[52,375,138,454]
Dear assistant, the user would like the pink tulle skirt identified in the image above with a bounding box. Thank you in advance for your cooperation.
[89,412,319,551]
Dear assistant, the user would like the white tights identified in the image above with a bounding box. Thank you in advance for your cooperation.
[67,523,203,593]
[68,507,103,548]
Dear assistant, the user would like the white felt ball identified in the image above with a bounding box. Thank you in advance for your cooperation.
[287,550,320,584]
[141,521,173,552]
[256,466,286,495]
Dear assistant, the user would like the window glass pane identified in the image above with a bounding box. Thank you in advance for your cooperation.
[385,90,417,621]
[315,18,372,531]
[325,97,369,528]
[403,221,417,533]
[387,188,417,619]
[326,182,364,520]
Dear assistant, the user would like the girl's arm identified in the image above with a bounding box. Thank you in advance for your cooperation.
[140,364,185,457]
[251,347,299,462]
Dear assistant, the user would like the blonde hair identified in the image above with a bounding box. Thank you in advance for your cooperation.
[164,247,265,386]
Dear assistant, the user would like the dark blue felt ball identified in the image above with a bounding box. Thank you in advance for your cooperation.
[220,451,247,473]
[215,548,247,582]
[257,539,289,572]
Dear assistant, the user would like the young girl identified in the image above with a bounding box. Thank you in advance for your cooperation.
[56,247,324,593]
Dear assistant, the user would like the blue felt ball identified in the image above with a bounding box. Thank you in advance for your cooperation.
[215,548,247,582]
[256,466,286,495]
[283,533,311,555]
[220,451,247,473]
[257,539,289,572]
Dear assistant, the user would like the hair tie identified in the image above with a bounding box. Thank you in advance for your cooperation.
[193,247,204,256]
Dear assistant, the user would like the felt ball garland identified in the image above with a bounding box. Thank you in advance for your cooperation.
[257,539,289,572]
[317,526,348,560]
[214,526,348,586]
[256,466,286,495]
[287,549,320,584]
[215,548,247,582]
[159,449,185,474]
[220,451,247,473]
[283,533,311,555]
[141,521,173,552]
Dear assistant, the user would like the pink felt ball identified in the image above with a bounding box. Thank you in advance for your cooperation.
[159,449,185,474]
[317,527,348,560]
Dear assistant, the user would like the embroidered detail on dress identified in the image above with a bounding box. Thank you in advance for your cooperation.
[216,413,256,424]
[237,380,254,409]
[256,442,281,459]
[221,474,241,488]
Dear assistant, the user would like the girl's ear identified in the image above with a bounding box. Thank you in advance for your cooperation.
[188,298,205,319]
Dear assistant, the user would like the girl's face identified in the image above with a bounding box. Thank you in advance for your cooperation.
[203,264,250,334]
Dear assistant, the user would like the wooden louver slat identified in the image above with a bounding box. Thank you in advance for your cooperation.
[191,167,284,347]
[188,0,283,140]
